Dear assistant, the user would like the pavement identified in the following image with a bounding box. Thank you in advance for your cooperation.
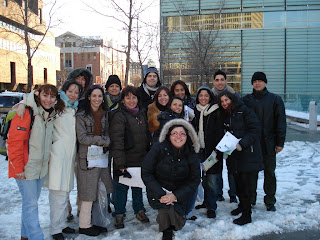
[250,121,320,240]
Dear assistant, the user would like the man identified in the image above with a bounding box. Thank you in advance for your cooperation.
[212,69,238,203]
[137,67,161,110]
[242,71,286,211]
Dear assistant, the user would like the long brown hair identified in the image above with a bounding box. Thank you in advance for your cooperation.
[34,84,65,114]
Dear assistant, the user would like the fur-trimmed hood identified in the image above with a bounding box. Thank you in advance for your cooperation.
[67,68,93,98]
[159,119,200,153]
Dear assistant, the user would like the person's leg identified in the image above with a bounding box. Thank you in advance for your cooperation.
[79,201,93,228]
[248,171,258,205]
[263,154,277,205]
[227,172,237,201]
[16,177,45,240]
[112,181,129,216]
[49,189,69,235]
[205,173,220,218]
[131,187,145,214]
[185,187,198,219]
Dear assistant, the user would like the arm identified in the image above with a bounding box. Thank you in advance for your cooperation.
[274,96,286,151]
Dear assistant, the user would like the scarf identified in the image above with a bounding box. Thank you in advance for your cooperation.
[196,103,219,148]
[59,90,78,109]
[106,93,120,110]
[212,84,235,97]
[91,105,103,136]
[125,105,139,116]
[156,101,167,112]
[143,83,158,99]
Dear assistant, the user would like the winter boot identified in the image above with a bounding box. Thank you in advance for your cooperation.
[266,204,276,212]
[52,233,64,240]
[230,207,243,216]
[207,209,216,218]
[233,212,252,226]
[136,210,150,223]
[230,196,238,203]
[218,194,225,201]
[114,214,125,229]
[93,225,108,233]
[21,238,28,240]
[162,228,173,240]
[62,227,75,234]
[79,226,101,236]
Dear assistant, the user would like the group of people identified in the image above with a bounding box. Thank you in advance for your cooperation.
[7,66,286,240]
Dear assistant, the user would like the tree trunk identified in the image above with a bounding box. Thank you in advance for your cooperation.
[124,0,133,86]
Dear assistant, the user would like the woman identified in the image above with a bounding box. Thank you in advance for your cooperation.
[170,80,195,121]
[142,119,201,240]
[7,84,64,240]
[191,85,223,219]
[105,74,122,111]
[76,85,113,236]
[110,86,150,229]
[218,90,263,225]
[147,86,170,143]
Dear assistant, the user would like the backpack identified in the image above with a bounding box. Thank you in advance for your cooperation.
[0,106,34,140]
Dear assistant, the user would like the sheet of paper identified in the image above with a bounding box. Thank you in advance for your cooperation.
[202,150,218,171]
[87,145,108,168]
[119,167,145,188]
[216,131,240,153]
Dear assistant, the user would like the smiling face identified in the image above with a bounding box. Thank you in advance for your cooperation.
[39,90,56,110]
[123,92,138,109]
[252,80,267,92]
[170,98,183,114]
[169,126,187,149]
[220,95,232,109]
[157,89,169,106]
[145,72,158,88]
[89,88,103,110]
[75,75,86,89]
[174,84,185,99]
[65,84,80,103]
[198,90,210,106]
[108,83,121,97]
[214,74,227,91]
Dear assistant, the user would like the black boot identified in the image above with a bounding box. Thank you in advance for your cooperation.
[162,228,173,240]
[52,233,64,240]
[79,226,100,236]
[230,207,243,216]
[195,202,206,209]
[233,212,252,226]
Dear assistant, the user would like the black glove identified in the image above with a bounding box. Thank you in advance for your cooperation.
[114,169,132,178]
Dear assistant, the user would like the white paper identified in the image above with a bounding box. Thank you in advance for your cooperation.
[118,167,145,188]
[87,145,108,168]
[216,131,240,154]
[202,150,218,171]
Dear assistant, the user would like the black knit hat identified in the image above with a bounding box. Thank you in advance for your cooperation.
[251,72,267,85]
[105,75,122,90]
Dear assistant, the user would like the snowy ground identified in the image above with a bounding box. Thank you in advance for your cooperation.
[0,140,320,240]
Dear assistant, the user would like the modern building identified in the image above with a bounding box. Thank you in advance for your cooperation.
[56,32,125,86]
[0,0,60,91]
[160,0,320,108]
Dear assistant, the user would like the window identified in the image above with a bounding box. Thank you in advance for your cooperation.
[81,53,84,61]
[86,64,92,72]
[65,53,72,68]
[88,53,90,61]
[60,42,63,48]
[73,42,76,47]
[44,68,47,84]
[4,0,8,7]
[38,9,42,24]
[65,42,72,47]
[93,52,96,60]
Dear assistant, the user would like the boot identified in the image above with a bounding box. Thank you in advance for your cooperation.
[114,214,125,229]
[79,226,100,236]
[195,202,206,209]
[136,210,150,223]
[230,207,243,216]
[266,204,276,212]
[207,209,216,218]
[62,227,76,234]
[162,228,173,240]
[52,233,64,240]
[233,212,252,226]
[230,196,238,203]
[21,237,28,240]
[93,225,108,233]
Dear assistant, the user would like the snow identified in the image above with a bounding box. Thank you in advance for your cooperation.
[1,140,320,240]
[286,110,320,121]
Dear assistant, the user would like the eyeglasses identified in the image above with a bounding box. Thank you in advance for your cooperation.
[90,84,103,90]
[170,132,187,137]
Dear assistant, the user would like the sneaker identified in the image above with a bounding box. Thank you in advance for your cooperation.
[266,204,276,212]
[136,210,150,223]
[207,209,216,218]
[114,214,125,229]
[233,213,252,226]
[62,227,75,234]
[79,226,100,236]
[230,196,238,203]
[52,233,64,240]
[218,195,225,201]
[230,207,242,216]
[162,228,173,240]
[195,202,206,209]
[93,225,108,233]
[187,215,197,221]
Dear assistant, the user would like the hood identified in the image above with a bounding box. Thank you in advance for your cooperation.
[159,119,200,153]
[196,85,214,104]
[67,68,93,97]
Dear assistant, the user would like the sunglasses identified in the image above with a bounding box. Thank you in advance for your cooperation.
[90,84,103,90]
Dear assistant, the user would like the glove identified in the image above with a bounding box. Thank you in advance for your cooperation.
[114,169,132,178]
[236,143,242,151]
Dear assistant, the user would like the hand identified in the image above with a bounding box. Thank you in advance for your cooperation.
[236,143,242,151]
[159,193,177,205]
[275,146,283,153]
[16,172,25,180]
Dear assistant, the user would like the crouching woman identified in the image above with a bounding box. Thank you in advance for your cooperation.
[142,119,201,240]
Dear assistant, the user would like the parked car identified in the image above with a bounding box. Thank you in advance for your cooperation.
[0,91,25,156]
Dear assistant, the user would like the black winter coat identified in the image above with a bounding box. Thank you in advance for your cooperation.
[110,104,150,181]
[242,88,286,156]
[192,106,224,174]
[222,103,264,173]
[141,141,201,215]
[137,85,155,110]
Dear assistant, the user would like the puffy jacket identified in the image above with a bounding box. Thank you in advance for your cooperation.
[242,88,286,155]
[110,104,150,181]
[8,91,55,180]
[142,119,201,215]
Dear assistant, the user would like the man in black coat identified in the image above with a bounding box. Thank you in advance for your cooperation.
[242,72,286,212]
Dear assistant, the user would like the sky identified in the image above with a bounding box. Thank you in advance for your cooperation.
[0,128,319,239]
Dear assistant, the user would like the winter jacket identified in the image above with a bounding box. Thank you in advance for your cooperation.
[110,104,150,181]
[76,109,113,201]
[221,103,264,173]
[142,119,201,215]
[242,88,286,156]
[45,107,77,192]
[7,91,55,180]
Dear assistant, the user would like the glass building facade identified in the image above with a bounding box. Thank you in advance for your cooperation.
[160,0,320,108]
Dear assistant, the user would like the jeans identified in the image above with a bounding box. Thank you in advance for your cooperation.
[112,181,145,216]
[16,177,45,240]
[203,173,220,210]
[185,187,198,218]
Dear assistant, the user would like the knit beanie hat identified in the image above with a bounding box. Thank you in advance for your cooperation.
[105,75,122,90]
[251,72,267,85]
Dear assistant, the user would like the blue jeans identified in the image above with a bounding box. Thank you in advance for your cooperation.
[16,177,45,240]
[185,187,198,218]
[203,173,220,210]
[112,181,145,216]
